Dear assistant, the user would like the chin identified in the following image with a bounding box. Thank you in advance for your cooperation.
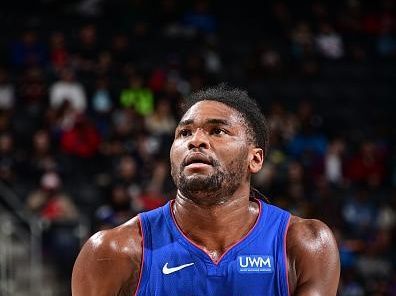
[179,170,216,189]
[181,175,218,192]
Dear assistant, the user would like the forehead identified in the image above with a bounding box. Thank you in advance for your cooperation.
[181,100,244,124]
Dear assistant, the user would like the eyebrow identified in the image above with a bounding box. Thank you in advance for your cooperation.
[177,118,231,128]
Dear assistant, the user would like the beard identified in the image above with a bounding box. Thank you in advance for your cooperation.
[171,150,248,206]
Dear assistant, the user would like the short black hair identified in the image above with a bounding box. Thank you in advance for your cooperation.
[182,83,269,155]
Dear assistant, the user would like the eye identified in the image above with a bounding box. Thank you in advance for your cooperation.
[211,128,226,136]
[178,129,192,137]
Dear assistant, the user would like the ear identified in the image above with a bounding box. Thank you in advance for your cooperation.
[248,148,264,174]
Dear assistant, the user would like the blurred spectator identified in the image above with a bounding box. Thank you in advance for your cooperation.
[156,0,184,37]
[260,46,283,76]
[182,0,217,35]
[46,100,78,138]
[247,41,283,81]
[115,0,150,36]
[145,98,176,136]
[147,160,171,195]
[203,39,223,75]
[90,77,113,136]
[0,109,12,133]
[91,77,113,115]
[310,1,329,24]
[25,171,80,291]
[110,155,145,209]
[315,23,344,59]
[287,101,327,177]
[377,26,396,57]
[339,268,365,296]
[72,24,99,73]
[26,171,78,221]
[149,58,189,101]
[342,184,377,238]
[49,68,87,113]
[268,101,299,142]
[75,0,105,17]
[337,0,363,34]
[346,141,386,186]
[0,68,15,110]
[355,229,393,280]
[27,129,58,182]
[133,132,161,183]
[269,1,292,38]
[113,155,140,186]
[110,108,143,149]
[60,115,101,158]
[0,132,17,184]
[19,67,47,114]
[95,183,140,230]
[253,132,288,199]
[109,33,132,67]
[287,123,327,167]
[252,161,277,196]
[120,74,154,116]
[184,53,206,82]
[9,30,47,67]
[311,178,343,229]
[138,186,167,211]
[95,51,115,77]
[362,0,396,35]
[49,32,70,72]
[284,161,310,216]
[148,67,168,93]
[325,138,346,186]
[291,21,314,59]
[163,75,186,103]
[376,191,396,231]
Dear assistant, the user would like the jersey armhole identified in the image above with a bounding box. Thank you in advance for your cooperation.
[133,214,149,296]
[283,214,291,296]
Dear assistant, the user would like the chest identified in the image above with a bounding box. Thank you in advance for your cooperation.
[139,239,287,296]
[137,201,291,296]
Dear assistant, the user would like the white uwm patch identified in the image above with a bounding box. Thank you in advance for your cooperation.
[238,255,274,273]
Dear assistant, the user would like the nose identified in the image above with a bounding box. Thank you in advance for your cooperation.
[188,128,210,150]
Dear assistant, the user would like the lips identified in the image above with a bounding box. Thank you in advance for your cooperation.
[183,153,214,167]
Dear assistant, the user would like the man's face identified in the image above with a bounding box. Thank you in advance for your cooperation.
[170,100,257,205]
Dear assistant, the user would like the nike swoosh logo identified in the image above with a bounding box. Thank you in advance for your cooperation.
[162,262,194,274]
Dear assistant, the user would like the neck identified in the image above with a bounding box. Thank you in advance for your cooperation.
[172,187,260,261]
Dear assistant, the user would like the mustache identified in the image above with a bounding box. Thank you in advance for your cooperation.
[180,154,220,169]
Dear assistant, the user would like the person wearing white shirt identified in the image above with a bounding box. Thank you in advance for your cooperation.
[49,69,87,112]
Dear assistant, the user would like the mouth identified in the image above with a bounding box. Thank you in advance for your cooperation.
[183,153,214,168]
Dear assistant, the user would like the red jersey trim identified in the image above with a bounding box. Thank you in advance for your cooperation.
[133,215,145,296]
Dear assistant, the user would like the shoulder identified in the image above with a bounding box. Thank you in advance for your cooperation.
[72,216,143,296]
[83,215,142,259]
[286,216,340,295]
[287,216,337,251]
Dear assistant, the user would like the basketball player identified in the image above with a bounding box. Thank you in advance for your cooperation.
[72,85,340,295]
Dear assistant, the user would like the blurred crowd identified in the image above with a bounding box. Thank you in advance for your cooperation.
[0,0,395,295]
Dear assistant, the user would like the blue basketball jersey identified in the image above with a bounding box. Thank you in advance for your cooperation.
[136,199,291,296]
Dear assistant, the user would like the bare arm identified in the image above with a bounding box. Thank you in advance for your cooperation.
[287,217,340,296]
[71,217,142,296]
